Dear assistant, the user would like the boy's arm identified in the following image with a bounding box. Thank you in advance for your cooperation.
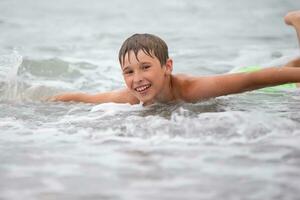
[184,67,300,101]
[50,88,139,104]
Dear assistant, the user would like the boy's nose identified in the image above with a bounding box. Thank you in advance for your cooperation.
[133,72,143,83]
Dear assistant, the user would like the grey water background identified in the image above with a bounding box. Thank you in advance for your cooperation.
[1,0,300,199]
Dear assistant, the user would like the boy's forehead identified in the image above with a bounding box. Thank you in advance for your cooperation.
[122,50,157,66]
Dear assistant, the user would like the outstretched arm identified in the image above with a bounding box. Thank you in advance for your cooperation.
[184,67,300,101]
[49,88,139,104]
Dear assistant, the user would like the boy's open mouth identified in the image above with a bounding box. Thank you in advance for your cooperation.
[135,84,151,93]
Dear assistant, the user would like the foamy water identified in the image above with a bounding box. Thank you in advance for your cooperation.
[1,0,300,199]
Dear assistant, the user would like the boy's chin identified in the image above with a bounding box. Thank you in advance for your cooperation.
[136,94,154,104]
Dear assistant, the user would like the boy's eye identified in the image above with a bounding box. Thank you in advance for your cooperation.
[123,70,133,75]
[142,65,151,70]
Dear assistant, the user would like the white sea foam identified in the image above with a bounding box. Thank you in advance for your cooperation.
[229,47,300,73]
[90,102,144,113]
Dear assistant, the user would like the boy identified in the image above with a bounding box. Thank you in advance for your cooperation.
[50,11,300,106]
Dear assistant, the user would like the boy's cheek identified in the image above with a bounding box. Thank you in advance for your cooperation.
[123,79,131,89]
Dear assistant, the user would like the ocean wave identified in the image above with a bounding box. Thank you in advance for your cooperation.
[0,51,116,101]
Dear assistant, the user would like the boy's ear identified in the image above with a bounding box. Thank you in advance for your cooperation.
[164,58,173,75]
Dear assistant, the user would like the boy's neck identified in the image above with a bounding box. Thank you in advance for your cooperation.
[143,75,176,106]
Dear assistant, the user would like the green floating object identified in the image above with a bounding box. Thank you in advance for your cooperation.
[232,66,297,92]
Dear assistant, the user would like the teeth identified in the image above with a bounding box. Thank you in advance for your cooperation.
[135,84,150,92]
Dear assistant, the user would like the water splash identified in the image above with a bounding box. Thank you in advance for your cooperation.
[0,51,24,101]
[0,53,80,101]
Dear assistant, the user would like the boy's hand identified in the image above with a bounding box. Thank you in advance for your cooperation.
[41,96,58,102]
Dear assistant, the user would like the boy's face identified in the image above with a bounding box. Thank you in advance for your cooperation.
[121,50,172,104]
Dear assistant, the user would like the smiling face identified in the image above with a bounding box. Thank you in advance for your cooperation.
[121,50,173,104]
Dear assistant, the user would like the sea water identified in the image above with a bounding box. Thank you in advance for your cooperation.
[1,0,300,199]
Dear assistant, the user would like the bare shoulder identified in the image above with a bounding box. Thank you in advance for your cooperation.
[171,73,192,89]
[171,74,208,102]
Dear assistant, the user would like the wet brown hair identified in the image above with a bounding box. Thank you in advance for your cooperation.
[118,33,169,66]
